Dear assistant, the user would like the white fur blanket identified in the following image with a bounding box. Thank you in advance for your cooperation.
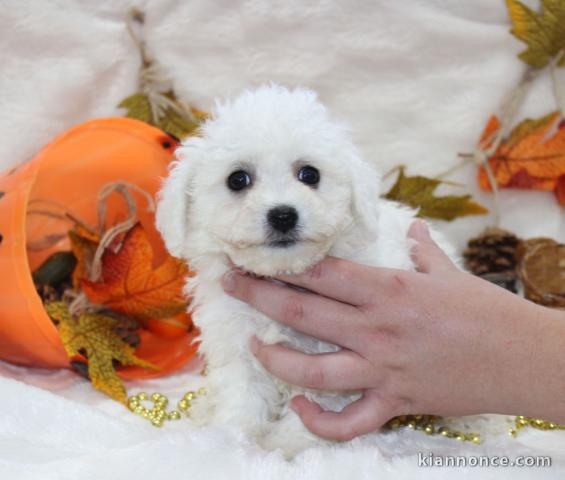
[1,0,564,478]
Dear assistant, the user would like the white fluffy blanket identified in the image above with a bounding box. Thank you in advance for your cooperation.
[1,0,564,478]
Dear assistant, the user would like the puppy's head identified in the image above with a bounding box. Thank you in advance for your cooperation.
[156,85,381,276]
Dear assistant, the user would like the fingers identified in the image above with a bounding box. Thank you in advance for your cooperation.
[221,272,365,348]
[290,391,391,441]
[407,220,457,274]
[273,257,379,306]
[250,338,374,390]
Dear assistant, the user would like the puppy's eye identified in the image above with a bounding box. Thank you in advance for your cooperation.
[227,170,252,191]
[297,166,320,186]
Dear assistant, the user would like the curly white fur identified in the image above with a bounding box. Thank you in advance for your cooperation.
[156,84,459,457]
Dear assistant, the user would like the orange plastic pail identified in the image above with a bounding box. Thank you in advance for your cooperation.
[0,118,197,379]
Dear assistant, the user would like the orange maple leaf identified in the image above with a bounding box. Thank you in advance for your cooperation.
[80,223,189,320]
[477,112,565,205]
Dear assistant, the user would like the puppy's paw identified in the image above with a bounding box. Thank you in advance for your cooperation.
[188,391,215,426]
[258,409,328,459]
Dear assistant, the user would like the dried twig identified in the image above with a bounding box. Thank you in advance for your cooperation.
[436,67,541,226]
[125,8,197,126]
[90,182,154,282]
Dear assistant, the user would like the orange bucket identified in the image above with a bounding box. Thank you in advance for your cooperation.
[0,117,197,379]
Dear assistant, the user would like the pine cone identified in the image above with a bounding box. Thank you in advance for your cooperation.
[463,227,520,292]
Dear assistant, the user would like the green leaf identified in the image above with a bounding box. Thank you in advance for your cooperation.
[506,0,565,68]
[32,251,77,288]
[383,168,489,221]
[505,111,558,147]
[156,92,200,140]
[118,91,200,139]
[118,93,152,124]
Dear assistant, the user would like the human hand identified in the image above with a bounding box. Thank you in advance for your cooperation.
[221,220,565,441]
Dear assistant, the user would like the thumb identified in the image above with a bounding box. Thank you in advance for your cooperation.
[407,219,457,274]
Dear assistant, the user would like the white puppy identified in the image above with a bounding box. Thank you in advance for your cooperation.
[156,85,457,457]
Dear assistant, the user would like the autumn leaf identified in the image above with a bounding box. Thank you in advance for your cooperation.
[383,168,488,221]
[45,302,158,403]
[80,223,189,321]
[506,0,565,68]
[118,90,204,140]
[556,175,565,205]
[32,251,76,288]
[68,221,100,288]
[477,112,565,203]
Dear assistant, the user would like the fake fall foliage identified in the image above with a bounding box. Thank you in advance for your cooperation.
[475,0,565,205]
[478,112,565,205]
[38,217,193,404]
[463,0,565,312]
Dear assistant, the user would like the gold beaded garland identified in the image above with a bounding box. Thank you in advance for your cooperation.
[384,415,482,444]
[126,378,563,443]
[127,387,207,427]
[509,416,565,437]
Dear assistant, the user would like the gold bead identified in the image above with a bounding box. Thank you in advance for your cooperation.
[470,434,481,444]
[197,387,207,396]
[424,424,434,435]
[455,433,465,441]
[151,418,164,428]
[134,406,144,415]
[178,399,190,411]
[516,418,528,427]
[438,427,449,437]
[184,392,195,401]
[389,419,400,429]
[151,393,162,402]
[138,392,148,401]
[168,411,181,420]
[509,428,517,437]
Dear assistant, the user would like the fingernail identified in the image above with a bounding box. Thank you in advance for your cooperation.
[221,271,237,292]
[249,335,260,355]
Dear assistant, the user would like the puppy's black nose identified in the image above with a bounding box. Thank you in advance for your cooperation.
[267,205,298,233]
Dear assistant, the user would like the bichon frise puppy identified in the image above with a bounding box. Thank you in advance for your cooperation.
[156,84,457,457]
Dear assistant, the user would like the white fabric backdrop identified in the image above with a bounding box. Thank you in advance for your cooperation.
[1,0,564,478]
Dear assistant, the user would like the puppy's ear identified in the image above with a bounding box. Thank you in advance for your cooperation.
[155,147,194,259]
[349,151,382,237]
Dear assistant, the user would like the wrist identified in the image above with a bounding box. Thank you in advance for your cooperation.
[496,301,565,421]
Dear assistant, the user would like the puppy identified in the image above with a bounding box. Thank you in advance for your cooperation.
[156,85,457,457]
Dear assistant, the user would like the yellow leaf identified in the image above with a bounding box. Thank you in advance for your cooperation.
[506,0,565,68]
[118,91,204,139]
[45,302,158,404]
[118,93,152,124]
[384,168,488,221]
